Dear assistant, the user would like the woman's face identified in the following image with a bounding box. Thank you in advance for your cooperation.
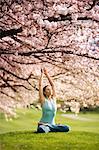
[44,86,51,97]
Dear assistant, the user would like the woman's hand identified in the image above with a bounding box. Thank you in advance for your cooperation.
[41,68,43,73]
[41,68,44,75]
[43,67,48,75]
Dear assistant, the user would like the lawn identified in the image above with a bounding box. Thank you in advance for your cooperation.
[0,108,99,150]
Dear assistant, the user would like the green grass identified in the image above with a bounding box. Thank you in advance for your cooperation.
[0,108,99,150]
[0,108,39,134]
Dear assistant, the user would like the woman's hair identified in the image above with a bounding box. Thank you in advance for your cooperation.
[43,85,49,97]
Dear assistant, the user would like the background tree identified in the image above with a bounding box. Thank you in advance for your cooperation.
[0,0,99,115]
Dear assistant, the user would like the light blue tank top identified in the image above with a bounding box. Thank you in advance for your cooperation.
[40,98,57,125]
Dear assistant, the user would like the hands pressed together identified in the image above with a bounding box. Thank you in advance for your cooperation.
[41,67,48,75]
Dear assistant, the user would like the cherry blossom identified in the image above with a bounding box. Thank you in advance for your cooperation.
[0,0,99,116]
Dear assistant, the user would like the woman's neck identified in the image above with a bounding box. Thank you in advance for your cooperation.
[46,95,51,99]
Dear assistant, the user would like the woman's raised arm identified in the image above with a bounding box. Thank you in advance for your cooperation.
[39,69,45,105]
[44,68,56,98]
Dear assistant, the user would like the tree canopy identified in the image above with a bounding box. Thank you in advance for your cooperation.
[0,0,99,115]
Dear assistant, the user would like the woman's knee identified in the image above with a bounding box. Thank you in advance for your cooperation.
[37,126,45,133]
[58,125,70,132]
[37,125,50,133]
[64,125,70,132]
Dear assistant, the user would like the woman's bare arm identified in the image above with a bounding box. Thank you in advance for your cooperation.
[39,69,45,105]
[44,68,56,98]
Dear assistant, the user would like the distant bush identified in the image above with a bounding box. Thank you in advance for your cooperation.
[81,106,99,113]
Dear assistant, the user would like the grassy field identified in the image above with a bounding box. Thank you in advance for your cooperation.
[0,108,99,150]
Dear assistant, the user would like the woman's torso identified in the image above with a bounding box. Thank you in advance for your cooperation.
[39,98,57,125]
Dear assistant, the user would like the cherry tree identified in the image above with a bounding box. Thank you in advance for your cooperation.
[0,0,99,116]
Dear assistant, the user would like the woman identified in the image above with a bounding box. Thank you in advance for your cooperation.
[37,68,70,133]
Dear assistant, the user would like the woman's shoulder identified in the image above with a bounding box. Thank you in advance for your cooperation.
[41,98,48,107]
[51,95,56,101]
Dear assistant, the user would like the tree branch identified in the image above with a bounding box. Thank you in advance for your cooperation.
[86,0,98,11]
[0,48,98,60]
[0,27,23,39]
[78,16,99,23]
[45,14,99,23]
[0,75,17,92]
[0,67,28,81]
[0,90,15,99]
[45,14,72,22]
